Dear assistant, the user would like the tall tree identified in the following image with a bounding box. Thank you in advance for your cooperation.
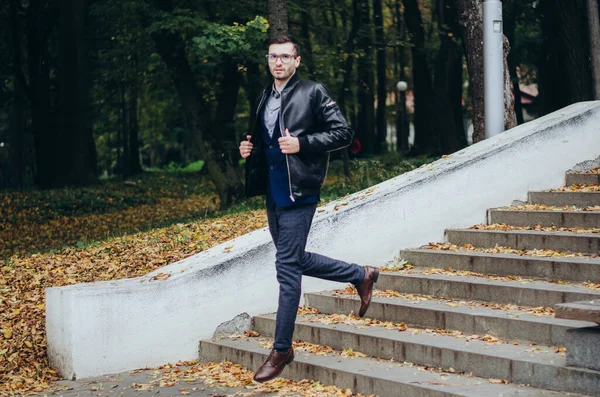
[58,0,97,186]
[211,61,243,169]
[8,0,27,188]
[503,0,524,124]
[390,0,409,154]
[373,0,387,154]
[434,0,467,153]
[27,0,58,187]
[356,0,375,154]
[128,77,143,175]
[268,0,288,39]
[298,0,316,79]
[403,0,440,154]
[587,0,600,99]
[538,0,594,115]
[503,36,517,129]
[149,0,245,208]
[337,0,361,181]
[456,0,516,141]
[455,0,485,142]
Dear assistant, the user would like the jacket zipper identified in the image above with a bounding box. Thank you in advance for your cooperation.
[279,91,295,202]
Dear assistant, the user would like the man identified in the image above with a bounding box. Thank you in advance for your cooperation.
[239,36,379,383]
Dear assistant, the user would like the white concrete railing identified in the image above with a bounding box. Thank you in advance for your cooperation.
[46,101,600,379]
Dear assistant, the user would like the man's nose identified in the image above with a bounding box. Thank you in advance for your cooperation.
[275,57,283,66]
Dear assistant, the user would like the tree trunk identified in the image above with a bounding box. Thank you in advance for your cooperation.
[435,0,466,154]
[503,36,517,130]
[120,83,130,180]
[129,81,143,175]
[539,0,593,115]
[537,0,566,115]
[556,0,593,104]
[268,0,288,40]
[151,8,243,209]
[212,61,242,169]
[337,0,361,182]
[356,0,375,155]
[28,0,57,187]
[300,0,316,79]
[243,61,264,126]
[403,0,439,154]
[587,0,600,99]
[8,0,26,188]
[373,0,387,154]
[58,0,97,186]
[512,71,524,124]
[455,0,485,143]
[503,0,524,124]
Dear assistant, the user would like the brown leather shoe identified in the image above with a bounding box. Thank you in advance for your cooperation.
[253,347,294,383]
[356,266,379,318]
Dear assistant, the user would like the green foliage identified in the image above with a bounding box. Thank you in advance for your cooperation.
[147,9,207,35]
[320,154,438,202]
[146,160,205,173]
[191,16,269,63]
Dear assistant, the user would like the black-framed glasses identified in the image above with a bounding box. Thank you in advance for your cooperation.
[266,54,296,64]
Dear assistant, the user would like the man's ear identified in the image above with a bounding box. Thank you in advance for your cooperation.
[295,56,301,67]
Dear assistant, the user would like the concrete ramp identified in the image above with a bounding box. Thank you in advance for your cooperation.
[46,101,600,379]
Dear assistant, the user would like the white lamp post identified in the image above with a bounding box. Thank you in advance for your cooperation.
[396,81,408,154]
[483,0,504,138]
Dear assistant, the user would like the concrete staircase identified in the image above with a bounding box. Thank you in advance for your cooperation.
[199,168,600,396]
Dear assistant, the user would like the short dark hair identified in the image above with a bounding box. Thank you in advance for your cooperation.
[268,35,300,57]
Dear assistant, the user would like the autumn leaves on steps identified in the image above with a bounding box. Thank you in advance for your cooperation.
[199,166,600,397]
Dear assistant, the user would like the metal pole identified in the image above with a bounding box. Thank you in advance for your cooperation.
[483,0,504,138]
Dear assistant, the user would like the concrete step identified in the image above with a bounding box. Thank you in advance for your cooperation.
[198,337,586,397]
[304,291,596,347]
[400,249,600,283]
[446,228,600,254]
[566,173,600,186]
[373,269,600,308]
[487,209,600,228]
[528,191,600,207]
[556,300,600,324]
[252,313,600,396]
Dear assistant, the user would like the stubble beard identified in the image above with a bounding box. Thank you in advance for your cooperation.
[273,69,295,81]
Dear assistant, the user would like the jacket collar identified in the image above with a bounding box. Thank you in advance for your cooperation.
[282,73,300,91]
[265,73,301,95]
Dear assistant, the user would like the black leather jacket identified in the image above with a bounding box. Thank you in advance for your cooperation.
[245,73,353,201]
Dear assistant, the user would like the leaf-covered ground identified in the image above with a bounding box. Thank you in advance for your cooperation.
[501,204,600,212]
[1,209,267,394]
[0,173,223,259]
[296,306,563,352]
[549,183,600,192]
[580,167,600,174]
[1,157,432,395]
[426,241,599,259]
[0,174,268,394]
[470,223,600,234]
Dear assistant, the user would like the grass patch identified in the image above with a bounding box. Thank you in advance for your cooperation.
[0,154,435,259]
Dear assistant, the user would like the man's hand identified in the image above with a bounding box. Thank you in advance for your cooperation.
[278,128,300,154]
[239,135,253,159]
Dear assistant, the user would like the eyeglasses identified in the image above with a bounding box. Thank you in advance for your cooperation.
[266,54,297,64]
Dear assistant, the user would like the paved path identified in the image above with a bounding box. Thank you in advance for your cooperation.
[39,366,286,397]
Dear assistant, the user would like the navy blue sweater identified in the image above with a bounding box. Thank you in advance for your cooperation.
[263,115,318,208]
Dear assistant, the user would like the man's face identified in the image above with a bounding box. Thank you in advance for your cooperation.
[267,42,301,82]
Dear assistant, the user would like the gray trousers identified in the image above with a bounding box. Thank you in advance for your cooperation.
[267,202,365,352]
